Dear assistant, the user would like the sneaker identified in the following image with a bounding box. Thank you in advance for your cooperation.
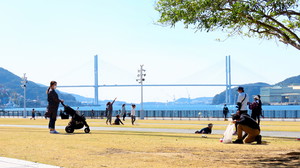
[255,135,262,144]
[232,139,243,144]
[50,130,60,134]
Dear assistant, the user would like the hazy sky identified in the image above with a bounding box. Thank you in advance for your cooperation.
[0,0,299,103]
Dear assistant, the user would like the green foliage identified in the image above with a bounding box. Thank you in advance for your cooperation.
[156,0,300,50]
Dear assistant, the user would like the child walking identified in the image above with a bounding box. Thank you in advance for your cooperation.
[131,104,136,125]
[30,109,36,120]
[120,104,126,121]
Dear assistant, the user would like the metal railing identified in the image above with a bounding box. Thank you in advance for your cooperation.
[0,110,299,119]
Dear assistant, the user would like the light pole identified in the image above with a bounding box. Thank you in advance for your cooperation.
[21,73,28,118]
[136,65,146,120]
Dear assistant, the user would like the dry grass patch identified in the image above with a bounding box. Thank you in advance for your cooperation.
[0,126,299,168]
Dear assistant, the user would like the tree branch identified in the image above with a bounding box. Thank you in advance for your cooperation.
[249,29,280,37]
[274,10,300,17]
[247,15,294,44]
[263,14,300,43]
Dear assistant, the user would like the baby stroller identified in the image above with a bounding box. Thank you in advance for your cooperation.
[61,103,90,133]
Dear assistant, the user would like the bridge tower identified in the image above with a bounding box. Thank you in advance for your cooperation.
[225,55,232,105]
[94,55,99,105]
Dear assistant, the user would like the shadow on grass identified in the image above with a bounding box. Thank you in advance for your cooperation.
[250,152,300,168]
[88,130,222,139]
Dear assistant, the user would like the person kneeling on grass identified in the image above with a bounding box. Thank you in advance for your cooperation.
[195,123,213,134]
[113,115,124,125]
[232,112,262,144]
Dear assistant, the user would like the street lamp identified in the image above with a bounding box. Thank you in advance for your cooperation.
[21,73,28,118]
[136,65,146,120]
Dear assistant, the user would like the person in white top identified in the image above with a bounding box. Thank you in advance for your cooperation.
[131,104,136,125]
[237,87,249,114]
[233,86,250,135]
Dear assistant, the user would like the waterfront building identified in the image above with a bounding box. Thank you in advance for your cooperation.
[260,86,300,105]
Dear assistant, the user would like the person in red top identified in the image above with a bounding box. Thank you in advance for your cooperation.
[249,95,263,125]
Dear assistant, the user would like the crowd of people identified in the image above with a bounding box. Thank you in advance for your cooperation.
[105,100,137,126]
[195,86,264,144]
[43,81,297,141]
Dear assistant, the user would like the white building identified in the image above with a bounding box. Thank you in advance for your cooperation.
[260,86,300,105]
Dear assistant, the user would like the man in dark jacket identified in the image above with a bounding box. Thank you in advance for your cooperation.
[195,123,213,134]
[232,112,262,144]
[223,104,229,121]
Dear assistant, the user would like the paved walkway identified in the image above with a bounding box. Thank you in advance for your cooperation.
[0,124,299,138]
[0,157,61,168]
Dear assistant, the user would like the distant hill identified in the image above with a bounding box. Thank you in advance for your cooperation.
[276,75,300,86]
[212,82,271,105]
[0,67,80,107]
[175,97,213,105]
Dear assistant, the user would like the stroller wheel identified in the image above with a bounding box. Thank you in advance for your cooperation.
[65,126,74,133]
[84,127,90,133]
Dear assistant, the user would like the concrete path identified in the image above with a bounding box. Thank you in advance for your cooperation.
[0,157,61,168]
[0,124,299,138]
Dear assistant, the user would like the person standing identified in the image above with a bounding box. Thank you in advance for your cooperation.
[30,109,36,120]
[223,104,229,121]
[236,87,249,114]
[47,81,63,134]
[120,104,126,121]
[258,95,264,118]
[233,87,249,135]
[91,109,95,119]
[250,95,263,125]
[106,97,117,125]
[131,104,136,125]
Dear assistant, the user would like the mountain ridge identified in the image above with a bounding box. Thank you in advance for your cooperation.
[0,67,80,107]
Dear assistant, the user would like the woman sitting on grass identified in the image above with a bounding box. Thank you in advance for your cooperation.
[113,115,124,125]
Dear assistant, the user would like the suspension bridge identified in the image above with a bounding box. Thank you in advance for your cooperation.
[58,55,240,106]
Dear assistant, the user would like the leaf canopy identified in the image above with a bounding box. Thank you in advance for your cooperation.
[156,0,300,50]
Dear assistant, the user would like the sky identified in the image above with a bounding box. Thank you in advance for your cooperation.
[0,0,299,103]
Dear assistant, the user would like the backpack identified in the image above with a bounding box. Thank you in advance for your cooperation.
[249,101,259,110]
